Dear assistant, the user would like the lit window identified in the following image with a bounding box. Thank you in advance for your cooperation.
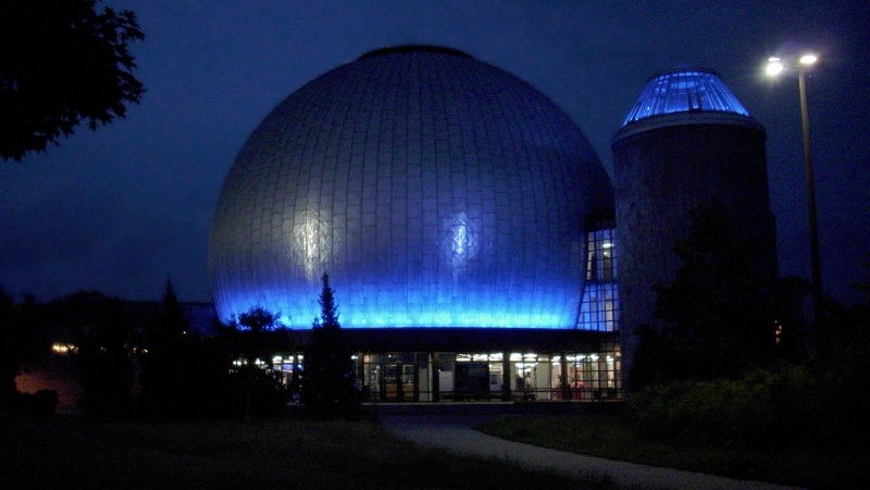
[578,228,620,331]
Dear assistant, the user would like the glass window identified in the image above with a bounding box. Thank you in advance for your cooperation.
[579,227,619,331]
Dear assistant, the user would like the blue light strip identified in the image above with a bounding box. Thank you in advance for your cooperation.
[217,289,570,329]
[622,71,750,126]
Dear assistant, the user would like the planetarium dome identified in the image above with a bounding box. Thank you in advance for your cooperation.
[210,45,611,329]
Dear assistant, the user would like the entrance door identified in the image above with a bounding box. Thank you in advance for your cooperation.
[383,362,418,402]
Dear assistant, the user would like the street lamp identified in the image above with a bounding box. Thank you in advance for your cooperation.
[765,53,824,332]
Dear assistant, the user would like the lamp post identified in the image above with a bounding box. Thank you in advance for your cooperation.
[766,54,824,332]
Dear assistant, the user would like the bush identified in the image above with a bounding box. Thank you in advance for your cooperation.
[140,337,236,419]
[222,365,289,419]
[11,389,58,416]
[627,364,824,449]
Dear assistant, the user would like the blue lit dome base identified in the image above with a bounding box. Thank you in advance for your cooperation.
[622,69,749,126]
[210,47,609,329]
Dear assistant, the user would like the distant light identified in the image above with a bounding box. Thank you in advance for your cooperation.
[601,241,613,249]
[767,57,780,62]
[51,342,78,354]
[765,61,785,77]
[799,53,818,66]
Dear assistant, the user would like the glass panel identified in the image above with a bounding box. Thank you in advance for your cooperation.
[364,363,381,402]
[622,70,750,125]
[402,364,416,401]
[579,228,620,332]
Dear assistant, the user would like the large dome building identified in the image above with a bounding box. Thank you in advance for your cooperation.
[210,46,612,329]
[209,47,775,402]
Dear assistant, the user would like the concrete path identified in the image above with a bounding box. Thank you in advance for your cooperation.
[380,415,803,490]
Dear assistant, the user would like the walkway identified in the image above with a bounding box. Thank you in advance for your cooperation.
[380,415,803,490]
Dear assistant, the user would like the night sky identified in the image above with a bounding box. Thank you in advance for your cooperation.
[1,0,867,304]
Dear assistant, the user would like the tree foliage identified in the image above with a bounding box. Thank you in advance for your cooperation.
[631,205,777,388]
[0,289,47,406]
[303,274,359,417]
[222,306,289,419]
[140,280,201,417]
[1,0,145,161]
[52,291,134,416]
[628,290,870,453]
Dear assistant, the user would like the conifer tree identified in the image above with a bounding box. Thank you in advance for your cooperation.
[140,279,191,416]
[303,274,359,417]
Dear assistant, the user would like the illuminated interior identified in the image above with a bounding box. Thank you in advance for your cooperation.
[621,69,750,126]
[578,228,619,331]
[271,347,621,403]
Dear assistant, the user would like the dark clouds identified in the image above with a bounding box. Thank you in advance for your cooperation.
[1,0,867,303]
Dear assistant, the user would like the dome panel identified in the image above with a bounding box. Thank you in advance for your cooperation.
[209,47,609,329]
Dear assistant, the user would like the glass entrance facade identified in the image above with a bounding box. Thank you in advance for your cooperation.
[361,353,428,402]
[352,343,621,402]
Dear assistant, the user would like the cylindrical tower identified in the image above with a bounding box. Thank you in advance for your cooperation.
[612,69,778,382]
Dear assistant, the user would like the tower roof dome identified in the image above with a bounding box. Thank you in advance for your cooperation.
[621,68,750,126]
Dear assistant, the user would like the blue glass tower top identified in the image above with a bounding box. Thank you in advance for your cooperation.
[621,69,749,126]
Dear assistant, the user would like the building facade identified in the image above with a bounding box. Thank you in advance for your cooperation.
[210,48,775,401]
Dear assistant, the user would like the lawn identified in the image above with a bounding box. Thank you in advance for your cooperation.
[476,413,870,489]
[0,413,604,489]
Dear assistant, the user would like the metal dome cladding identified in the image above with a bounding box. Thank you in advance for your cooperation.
[210,46,610,329]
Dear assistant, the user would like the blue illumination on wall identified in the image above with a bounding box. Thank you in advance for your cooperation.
[210,47,610,330]
[622,70,750,126]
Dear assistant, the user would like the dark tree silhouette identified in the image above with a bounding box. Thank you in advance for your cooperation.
[630,205,776,388]
[303,274,359,417]
[234,307,283,365]
[0,289,47,407]
[223,306,289,420]
[53,291,134,416]
[1,0,145,161]
[140,280,196,417]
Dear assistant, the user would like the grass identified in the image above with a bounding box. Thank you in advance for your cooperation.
[0,413,606,489]
[477,413,870,489]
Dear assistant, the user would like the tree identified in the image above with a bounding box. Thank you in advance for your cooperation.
[630,205,777,388]
[223,306,289,420]
[303,274,359,417]
[140,280,194,416]
[54,291,134,416]
[1,0,145,161]
[0,289,48,407]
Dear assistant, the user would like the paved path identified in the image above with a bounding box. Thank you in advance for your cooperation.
[380,415,803,490]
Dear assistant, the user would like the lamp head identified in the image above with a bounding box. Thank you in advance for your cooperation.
[799,53,818,66]
[765,59,785,77]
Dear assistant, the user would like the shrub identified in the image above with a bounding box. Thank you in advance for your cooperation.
[627,364,822,449]
[222,365,289,419]
[11,389,58,416]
